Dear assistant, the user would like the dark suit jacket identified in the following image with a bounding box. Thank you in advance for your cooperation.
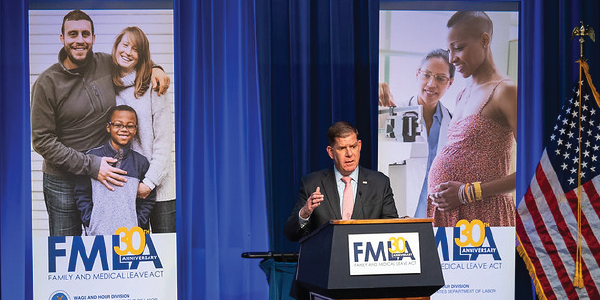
[284,166,398,242]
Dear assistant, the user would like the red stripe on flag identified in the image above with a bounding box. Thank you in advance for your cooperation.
[581,181,600,297]
[530,165,578,298]
[583,179,600,216]
[516,200,556,300]
[564,185,600,299]
[518,169,558,299]
[536,167,591,298]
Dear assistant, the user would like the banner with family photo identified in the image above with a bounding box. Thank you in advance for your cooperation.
[29,6,177,300]
[378,6,518,299]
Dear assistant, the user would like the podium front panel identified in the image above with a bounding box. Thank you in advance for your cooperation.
[297,221,444,299]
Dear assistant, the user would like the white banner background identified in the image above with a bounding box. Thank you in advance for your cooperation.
[431,226,515,300]
[34,233,177,300]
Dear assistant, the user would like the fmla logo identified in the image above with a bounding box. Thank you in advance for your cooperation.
[348,233,421,275]
[352,235,416,262]
[48,227,163,272]
[435,220,501,261]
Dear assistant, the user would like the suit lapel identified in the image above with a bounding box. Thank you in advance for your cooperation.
[322,169,342,219]
[353,166,368,219]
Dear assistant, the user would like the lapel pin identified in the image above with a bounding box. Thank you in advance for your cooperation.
[362,181,367,184]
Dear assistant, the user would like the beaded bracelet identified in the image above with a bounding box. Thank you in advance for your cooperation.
[458,184,468,205]
[469,183,477,202]
[459,182,484,205]
[464,182,473,203]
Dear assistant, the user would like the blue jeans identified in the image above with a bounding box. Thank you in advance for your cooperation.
[43,173,82,236]
[150,199,176,233]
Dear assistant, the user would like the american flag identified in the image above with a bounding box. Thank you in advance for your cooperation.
[516,61,600,300]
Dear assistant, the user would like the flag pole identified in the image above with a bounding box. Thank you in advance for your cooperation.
[571,21,595,289]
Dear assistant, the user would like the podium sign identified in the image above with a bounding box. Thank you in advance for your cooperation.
[297,219,443,299]
[348,232,421,275]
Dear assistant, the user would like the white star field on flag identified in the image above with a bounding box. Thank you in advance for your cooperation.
[547,80,600,190]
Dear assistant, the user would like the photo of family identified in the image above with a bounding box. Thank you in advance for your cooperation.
[377,10,518,227]
[29,8,176,236]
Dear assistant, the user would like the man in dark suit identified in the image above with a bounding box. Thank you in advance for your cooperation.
[284,121,398,242]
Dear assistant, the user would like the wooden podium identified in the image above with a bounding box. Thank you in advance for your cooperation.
[296,219,444,300]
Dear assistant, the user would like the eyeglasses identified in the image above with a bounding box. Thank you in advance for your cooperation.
[417,70,450,85]
[109,122,137,132]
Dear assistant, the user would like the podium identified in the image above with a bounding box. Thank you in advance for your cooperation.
[296,219,443,300]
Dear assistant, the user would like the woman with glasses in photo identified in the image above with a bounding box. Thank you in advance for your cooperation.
[406,48,455,218]
[112,26,176,233]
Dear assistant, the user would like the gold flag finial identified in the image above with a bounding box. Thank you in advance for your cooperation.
[572,21,595,59]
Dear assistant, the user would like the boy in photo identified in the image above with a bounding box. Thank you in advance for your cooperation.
[75,105,156,235]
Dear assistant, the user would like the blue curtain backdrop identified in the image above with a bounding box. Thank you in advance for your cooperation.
[256,0,380,253]
[176,0,270,299]
[516,0,599,200]
[0,1,32,300]
[2,0,600,299]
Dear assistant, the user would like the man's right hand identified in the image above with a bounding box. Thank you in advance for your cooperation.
[97,157,128,191]
[301,187,323,219]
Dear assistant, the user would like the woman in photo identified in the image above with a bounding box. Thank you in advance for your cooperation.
[427,11,517,227]
[111,26,176,233]
[406,49,455,218]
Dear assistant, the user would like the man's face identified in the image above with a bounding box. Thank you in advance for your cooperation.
[327,133,361,176]
[60,20,95,69]
[106,110,137,150]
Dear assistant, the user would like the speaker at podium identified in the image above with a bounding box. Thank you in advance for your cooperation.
[295,218,444,300]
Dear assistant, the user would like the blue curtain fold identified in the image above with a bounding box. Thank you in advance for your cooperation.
[256,0,379,253]
[175,0,269,299]
[0,1,33,299]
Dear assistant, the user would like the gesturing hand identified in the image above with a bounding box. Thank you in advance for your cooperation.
[301,187,323,219]
[97,157,128,191]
